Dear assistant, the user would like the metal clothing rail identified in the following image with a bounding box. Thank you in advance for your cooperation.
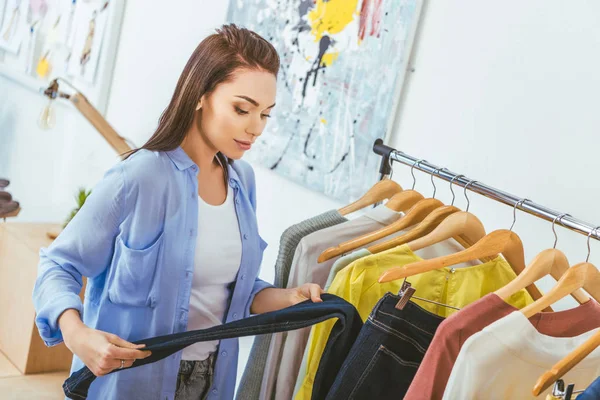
[372,139,600,242]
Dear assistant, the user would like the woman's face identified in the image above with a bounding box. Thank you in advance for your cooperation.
[196,68,277,160]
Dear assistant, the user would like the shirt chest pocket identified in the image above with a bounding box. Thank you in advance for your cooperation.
[107,231,164,308]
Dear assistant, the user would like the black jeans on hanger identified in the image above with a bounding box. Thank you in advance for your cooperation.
[325,293,444,400]
[63,293,362,400]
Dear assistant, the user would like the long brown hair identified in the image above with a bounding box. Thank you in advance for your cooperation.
[123,23,280,168]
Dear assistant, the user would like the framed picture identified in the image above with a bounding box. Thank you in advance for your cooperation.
[0,0,125,115]
[228,0,423,201]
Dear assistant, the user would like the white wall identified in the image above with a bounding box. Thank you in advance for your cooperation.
[389,0,600,309]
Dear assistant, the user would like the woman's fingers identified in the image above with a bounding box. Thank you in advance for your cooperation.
[108,333,147,350]
[107,334,152,359]
[309,284,323,302]
[107,343,152,360]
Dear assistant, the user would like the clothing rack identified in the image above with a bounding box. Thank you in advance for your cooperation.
[372,139,600,243]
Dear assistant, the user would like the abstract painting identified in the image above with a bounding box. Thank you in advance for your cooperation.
[228,0,421,201]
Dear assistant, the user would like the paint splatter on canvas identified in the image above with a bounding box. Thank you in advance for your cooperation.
[228,0,421,201]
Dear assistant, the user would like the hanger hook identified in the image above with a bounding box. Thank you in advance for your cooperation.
[449,174,465,206]
[552,213,571,249]
[431,167,444,199]
[464,180,478,212]
[387,156,394,181]
[510,198,530,232]
[410,159,427,190]
[586,225,600,262]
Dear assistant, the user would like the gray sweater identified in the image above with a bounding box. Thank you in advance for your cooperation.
[235,210,348,400]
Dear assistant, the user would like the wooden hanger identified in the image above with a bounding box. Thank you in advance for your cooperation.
[368,175,481,254]
[532,329,600,396]
[318,198,444,263]
[384,190,424,213]
[378,228,546,302]
[368,205,461,254]
[495,249,590,305]
[521,262,600,319]
[338,179,402,216]
[399,212,488,255]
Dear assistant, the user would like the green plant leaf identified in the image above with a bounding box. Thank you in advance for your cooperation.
[64,187,93,228]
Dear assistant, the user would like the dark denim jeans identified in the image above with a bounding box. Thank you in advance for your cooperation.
[578,377,600,400]
[325,293,444,400]
[63,294,362,400]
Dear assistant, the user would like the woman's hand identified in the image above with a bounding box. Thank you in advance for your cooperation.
[250,284,325,314]
[288,283,324,306]
[60,309,151,376]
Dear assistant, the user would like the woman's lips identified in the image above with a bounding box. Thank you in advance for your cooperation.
[234,139,252,150]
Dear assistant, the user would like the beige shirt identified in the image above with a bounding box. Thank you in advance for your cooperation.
[443,311,600,399]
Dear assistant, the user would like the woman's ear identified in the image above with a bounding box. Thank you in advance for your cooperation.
[195,101,202,111]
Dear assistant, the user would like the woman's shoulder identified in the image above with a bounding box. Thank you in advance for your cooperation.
[119,149,174,189]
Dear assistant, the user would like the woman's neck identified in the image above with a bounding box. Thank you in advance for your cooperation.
[181,130,220,173]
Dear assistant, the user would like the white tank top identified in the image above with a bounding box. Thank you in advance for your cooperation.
[181,185,242,360]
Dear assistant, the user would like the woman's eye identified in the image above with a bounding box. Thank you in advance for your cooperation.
[261,114,271,119]
[235,106,249,115]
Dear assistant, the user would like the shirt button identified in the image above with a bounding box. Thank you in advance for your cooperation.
[221,351,227,357]
[235,198,240,204]
[240,274,245,280]
[233,313,238,318]
[212,389,218,395]
[243,234,248,240]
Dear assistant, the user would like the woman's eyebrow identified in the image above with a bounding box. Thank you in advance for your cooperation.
[235,95,276,109]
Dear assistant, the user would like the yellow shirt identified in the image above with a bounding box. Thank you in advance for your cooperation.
[294,244,534,400]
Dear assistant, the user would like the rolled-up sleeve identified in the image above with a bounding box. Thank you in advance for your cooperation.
[32,163,126,346]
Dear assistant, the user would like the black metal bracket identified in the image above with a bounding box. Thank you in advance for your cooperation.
[373,138,395,177]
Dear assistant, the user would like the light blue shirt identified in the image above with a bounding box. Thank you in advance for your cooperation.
[32,147,274,400]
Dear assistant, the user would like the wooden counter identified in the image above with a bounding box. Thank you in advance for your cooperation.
[0,222,83,374]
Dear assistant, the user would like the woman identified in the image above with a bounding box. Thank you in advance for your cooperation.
[33,24,323,400]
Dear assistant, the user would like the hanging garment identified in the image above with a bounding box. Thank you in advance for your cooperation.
[294,243,534,400]
[326,293,444,399]
[324,249,371,291]
[261,205,404,400]
[405,293,600,400]
[237,210,347,400]
[578,376,600,399]
[442,312,600,399]
[62,294,362,400]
